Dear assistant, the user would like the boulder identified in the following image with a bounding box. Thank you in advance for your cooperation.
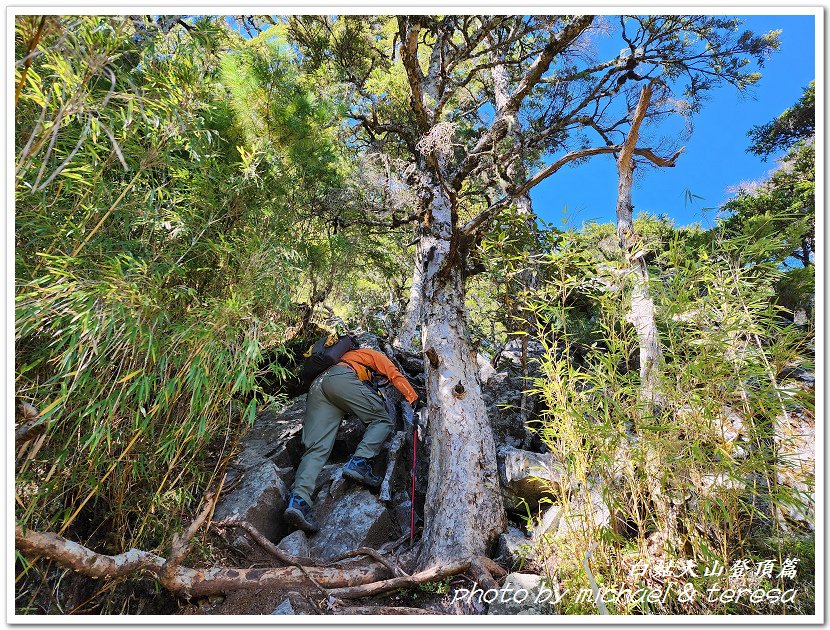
[391,490,419,536]
[276,530,310,559]
[497,526,533,568]
[495,339,545,373]
[477,353,497,383]
[532,504,564,543]
[389,346,425,382]
[481,371,525,444]
[497,445,566,508]
[213,460,290,548]
[233,399,307,473]
[533,485,611,544]
[487,573,558,615]
[309,488,393,562]
[775,410,815,530]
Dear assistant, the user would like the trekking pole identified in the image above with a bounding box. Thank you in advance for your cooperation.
[410,409,418,545]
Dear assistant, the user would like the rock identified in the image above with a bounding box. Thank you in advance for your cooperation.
[497,527,533,568]
[497,445,565,508]
[327,468,349,501]
[533,485,611,544]
[213,460,289,547]
[271,599,295,615]
[391,489,419,536]
[233,399,306,473]
[277,530,310,559]
[333,415,365,458]
[532,505,564,543]
[477,353,497,384]
[487,573,558,615]
[775,411,815,529]
[312,464,341,497]
[716,407,745,443]
[379,431,406,502]
[390,347,425,381]
[309,488,393,562]
[481,372,524,443]
[393,499,414,536]
[496,339,545,372]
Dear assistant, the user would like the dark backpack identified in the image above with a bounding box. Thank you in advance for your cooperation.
[298,334,359,390]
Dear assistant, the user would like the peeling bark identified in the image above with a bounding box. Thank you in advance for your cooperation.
[414,179,506,571]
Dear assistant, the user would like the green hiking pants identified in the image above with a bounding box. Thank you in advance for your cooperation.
[292,365,393,503]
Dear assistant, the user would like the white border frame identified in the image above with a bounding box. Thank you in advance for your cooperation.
[6,4,823,625]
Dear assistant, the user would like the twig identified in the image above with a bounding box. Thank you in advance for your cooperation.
[212,516,297,566]
[326,558,475,599]
[379,532,410,553]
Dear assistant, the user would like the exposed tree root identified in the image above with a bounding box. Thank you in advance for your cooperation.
[214,517,407,577]
[332,605,441,615]
[15,526,387,599]
[326,555,502,599]
[18,500,503,605]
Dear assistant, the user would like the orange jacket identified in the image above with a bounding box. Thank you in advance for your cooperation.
[339,348,418,405]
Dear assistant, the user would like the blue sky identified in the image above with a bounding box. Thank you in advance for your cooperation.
[530,14,817,230]
[226,15,815,230]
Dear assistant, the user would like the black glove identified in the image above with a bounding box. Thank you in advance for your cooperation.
[411,398,425,412]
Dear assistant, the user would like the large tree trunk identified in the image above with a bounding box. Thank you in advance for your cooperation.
[415,174,506,571]
[394,248,423,351]
[615,82,675,541]
[615,83,665,407]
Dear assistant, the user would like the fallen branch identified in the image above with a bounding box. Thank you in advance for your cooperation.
[15,526,386,598]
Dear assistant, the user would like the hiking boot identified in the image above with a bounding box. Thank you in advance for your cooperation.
[342,456,382,489]
[284,493,320,533]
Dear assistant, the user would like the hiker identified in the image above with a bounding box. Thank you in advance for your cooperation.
[284,342,421,533]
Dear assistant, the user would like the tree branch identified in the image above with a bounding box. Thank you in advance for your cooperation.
[617,81,655,177]
[451,16,594,188]
[397,17,430,133]
[461,141,684,236]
